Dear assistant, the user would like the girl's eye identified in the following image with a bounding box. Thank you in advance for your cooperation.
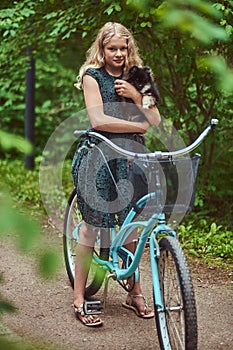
[106,47,116,52]
[107,47,128,52]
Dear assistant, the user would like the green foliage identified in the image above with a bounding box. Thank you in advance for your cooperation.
[0,194,39,252]
[155,0,228,43]
[198,55,233,93]
[0,337,57,350]
[38,250,60,279]
[179,219,233,261]
[0,130,32,154]
[0,273,16,313]
[0,339,27,350]
[0,159,42,208]
[0,0,232,226]
[0,158,74,219]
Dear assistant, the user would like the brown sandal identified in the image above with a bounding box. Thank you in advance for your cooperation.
[122,294,154,319]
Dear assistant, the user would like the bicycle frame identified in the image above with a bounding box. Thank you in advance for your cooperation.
[86,191,176,292]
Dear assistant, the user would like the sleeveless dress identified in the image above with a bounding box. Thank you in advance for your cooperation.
[72,67,147,228]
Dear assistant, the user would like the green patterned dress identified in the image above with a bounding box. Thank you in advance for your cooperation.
[72,67,147,228]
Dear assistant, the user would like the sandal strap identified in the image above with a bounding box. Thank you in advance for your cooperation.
[73,303,85,316]
[129,294,145,299]
[73,303,103,327]
[128,294,148,308]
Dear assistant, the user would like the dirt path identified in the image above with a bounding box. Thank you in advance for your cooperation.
[0,228,232,350]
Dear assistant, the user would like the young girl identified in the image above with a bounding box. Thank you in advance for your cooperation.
[72,22,161,327]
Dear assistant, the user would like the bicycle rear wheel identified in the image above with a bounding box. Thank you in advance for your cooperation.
[63,188,109,297]
[154,236,197,350]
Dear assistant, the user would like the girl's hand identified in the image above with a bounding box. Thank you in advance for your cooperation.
[114,79,142,104]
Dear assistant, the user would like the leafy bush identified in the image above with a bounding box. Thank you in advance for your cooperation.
[0,159,42,208]
[179,219,233,261]
[0,159,74,217]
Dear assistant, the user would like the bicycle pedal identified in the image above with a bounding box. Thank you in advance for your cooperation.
[83,300,103,315]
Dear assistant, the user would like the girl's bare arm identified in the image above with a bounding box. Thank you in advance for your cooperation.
[83,75,151,133]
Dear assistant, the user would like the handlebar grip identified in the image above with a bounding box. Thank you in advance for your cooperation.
[73,130,87,138]
[210,118,219,128]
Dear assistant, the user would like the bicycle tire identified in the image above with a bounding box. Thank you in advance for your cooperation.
[153,236,197,350]
[63,188,109,297]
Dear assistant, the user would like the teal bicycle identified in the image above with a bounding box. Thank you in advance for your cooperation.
[63,119,218,350]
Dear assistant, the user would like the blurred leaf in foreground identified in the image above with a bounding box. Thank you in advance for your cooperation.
[0,194,39,252]
[198,55,233,94]
[37,251,60,279]
[0,130,32,154]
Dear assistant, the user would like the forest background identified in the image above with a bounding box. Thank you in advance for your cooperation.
[0,0,233,264]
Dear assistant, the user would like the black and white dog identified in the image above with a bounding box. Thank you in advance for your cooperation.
[121,66,160,121]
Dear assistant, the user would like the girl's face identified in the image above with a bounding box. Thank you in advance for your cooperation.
[103,35,128,75]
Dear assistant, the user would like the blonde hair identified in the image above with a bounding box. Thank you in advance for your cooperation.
[75,22,143,89]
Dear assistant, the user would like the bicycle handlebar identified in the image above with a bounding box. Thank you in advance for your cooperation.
[73,118,218,159]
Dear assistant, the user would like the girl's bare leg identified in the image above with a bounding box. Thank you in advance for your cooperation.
[124,236,153,317]
[73,221,102,325]
[73,243,93,306]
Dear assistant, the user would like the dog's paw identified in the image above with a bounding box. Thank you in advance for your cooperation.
[142,95,156,109]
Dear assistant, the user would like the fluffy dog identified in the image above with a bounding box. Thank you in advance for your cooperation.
[121,66,160,121]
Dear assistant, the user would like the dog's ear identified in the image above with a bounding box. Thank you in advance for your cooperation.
[143,66,151,75]
[130,66,138,74]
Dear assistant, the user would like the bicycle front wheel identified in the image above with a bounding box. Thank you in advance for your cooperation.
[154,236,197,350]
[63,188,109,297]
